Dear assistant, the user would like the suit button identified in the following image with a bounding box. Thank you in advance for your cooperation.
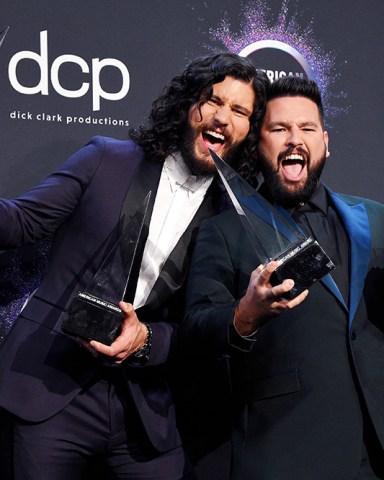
[351,331,357,340]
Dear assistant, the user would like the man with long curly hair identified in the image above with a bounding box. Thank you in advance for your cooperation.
[0,53,267,479]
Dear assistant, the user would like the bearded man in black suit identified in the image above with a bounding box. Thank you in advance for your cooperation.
[183,77,384,479]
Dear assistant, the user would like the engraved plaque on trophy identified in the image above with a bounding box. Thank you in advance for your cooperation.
[210,150,334,299]
[61,192,151,345]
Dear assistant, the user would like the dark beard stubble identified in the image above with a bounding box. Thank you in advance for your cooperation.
[257,147,327,208]
[178,122,247,176]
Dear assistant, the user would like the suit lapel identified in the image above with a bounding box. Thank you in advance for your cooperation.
[321,273,348,311]
[328,189,371,325]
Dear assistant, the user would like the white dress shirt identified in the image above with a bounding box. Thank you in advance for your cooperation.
[133,152,214,308]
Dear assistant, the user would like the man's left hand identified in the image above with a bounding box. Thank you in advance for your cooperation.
[85,301,148,363]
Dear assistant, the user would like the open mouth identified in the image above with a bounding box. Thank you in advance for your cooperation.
[202,130,225,151]
[281,153,306,180]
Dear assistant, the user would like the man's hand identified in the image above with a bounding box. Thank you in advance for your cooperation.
[234,261,308,336]
[81,301,148,364]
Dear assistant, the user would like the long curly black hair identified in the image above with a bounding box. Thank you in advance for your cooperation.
[129,53,268,185]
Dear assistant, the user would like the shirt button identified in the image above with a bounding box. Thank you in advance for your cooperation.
[351,331,357,340]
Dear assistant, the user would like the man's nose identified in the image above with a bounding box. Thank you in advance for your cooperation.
[212,104,231,125]
[286,127,303,146]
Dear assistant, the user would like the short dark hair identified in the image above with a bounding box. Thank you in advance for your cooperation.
[130,53,268,181]
[266,77,325,127]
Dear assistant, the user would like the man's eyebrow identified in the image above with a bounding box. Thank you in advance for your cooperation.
[266,120,320,128]
[209,94,223,103]
[232,103,253,116]
[210,94,252,116]
[298,121,320,128]
[265,120,289,128]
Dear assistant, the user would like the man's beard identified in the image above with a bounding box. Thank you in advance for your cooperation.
[178,122,246,176]
[258,147,326,208]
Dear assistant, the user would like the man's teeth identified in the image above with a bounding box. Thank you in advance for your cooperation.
[205,130,225,141]
[285,154,304,161]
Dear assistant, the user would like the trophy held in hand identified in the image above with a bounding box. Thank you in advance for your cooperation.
[62,192,151,344]
[211,150,334,299]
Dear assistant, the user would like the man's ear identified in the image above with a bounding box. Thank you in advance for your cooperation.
[324,131,330,158]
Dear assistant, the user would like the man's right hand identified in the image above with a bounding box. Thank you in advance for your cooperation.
[234,260,308,336]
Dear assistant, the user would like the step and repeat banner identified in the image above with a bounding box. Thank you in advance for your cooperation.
[1,0,384,201]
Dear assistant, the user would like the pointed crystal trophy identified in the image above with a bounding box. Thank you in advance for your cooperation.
[211,150,334,299]
[61,192,151,345]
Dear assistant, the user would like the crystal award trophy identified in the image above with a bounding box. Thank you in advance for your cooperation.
[210,150,335,299]
[61,192,151,345]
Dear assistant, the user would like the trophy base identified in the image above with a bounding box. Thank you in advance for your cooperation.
[62,293,122,345]
[270,237,335,299]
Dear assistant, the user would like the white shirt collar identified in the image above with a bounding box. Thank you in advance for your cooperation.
[164,152,214,194]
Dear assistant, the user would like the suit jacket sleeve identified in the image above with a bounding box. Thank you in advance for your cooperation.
[183,212,257,358]
[0,136,108,247]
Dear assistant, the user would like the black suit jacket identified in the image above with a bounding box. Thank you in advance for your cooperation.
[183,188,384,479]
[0,136,220,453]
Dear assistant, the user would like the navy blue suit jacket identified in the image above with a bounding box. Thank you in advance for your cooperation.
[0,136,219,453]
[184,188,384,478]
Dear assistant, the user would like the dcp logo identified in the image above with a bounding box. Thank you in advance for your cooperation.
[8,30,130,111]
